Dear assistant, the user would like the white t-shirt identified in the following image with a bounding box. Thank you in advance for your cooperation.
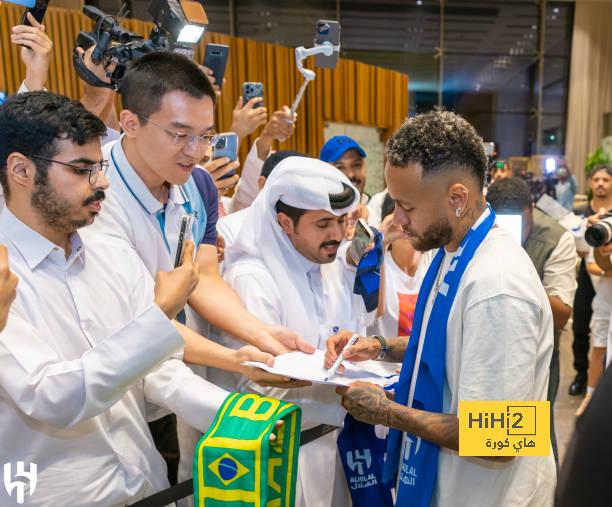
[401,218,556,506]
[587,247,612,306]
[368,249,431,338]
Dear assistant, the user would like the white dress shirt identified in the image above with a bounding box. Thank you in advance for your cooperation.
[0,210,228,506]
[542,230,577,308]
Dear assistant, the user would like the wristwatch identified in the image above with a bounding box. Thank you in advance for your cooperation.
[371,335,387,361]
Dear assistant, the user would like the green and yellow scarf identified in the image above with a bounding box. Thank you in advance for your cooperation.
[193,393,301,507]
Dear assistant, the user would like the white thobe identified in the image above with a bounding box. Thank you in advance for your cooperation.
[225,242,373,507]
[399,214,556,507]
[0,210,228,507]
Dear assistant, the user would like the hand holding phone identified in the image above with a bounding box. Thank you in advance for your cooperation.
[11,9,53,91]
[213,133,239,180]
[242,82,264,109]
[349,218,375,265]
[203,44,229,91]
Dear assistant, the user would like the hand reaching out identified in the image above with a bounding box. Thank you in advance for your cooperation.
[11,13,53,91]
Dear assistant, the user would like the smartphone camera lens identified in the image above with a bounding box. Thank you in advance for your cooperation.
[216,137,226,149]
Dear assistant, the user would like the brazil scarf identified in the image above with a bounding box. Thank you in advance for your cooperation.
[193,393,301,507]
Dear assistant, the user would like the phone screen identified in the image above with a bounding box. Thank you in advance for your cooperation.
[349,219,373,264]
[496,214,523,245]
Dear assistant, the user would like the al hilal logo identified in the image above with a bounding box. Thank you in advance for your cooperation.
[4,462,37,504]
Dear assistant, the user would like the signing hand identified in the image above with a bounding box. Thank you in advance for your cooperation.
[11,13,53,91]
[236,345,311,388]
[324,330,379,371]
[154,241,200,319]
[0,246,18,332]
[336,381,391,426]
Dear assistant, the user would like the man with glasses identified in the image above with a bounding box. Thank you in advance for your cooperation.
[0,91,236,505]
[84,51,310,484]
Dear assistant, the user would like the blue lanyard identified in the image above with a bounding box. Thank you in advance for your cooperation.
[111,144,193,253]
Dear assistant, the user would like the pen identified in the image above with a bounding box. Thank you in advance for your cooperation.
[324,333,359,381]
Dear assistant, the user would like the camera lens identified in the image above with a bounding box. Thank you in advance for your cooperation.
[585,218,612,247]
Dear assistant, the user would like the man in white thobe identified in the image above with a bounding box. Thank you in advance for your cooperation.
[223,157,377,507]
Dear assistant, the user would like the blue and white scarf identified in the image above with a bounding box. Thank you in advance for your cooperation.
[383,207,496,506]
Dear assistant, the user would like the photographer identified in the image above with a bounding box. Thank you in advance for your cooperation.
[569,164,612,397]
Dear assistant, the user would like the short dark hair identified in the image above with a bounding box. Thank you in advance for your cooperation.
[120,51,216,122]
[385,111,487,189]
[486,177,533,214]
[275,200,308,227]
[0,91,106,199]
[261,150,309,179]
[589,163,612,180]
[381,192,395,221]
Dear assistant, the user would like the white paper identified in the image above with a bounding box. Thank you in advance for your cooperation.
[243,349,392,387]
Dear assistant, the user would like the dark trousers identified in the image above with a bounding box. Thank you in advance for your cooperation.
[148,414,179,485]
[572,260,595,375]
[548,332,560,470]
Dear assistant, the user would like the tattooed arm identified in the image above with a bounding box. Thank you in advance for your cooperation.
[336,381,513,462]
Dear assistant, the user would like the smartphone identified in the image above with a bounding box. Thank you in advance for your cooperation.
[174,214,194,268]
[242,82,264,109]
[349,218,374,264]
[213,133,239,180]
[203,44,229,90]
[21,0,49,25]
[314,20,340,69]
[496,214,523,245]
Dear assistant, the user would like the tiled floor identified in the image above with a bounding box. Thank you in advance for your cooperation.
[555,327,585,464]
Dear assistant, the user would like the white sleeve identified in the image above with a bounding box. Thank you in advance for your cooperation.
[458,295,548,402]
[143,357,229,433]
[0,304,183,428]
[226,266,283,326]
[542,231,578,308]
[17,81,29,94]
[227,139,265,214]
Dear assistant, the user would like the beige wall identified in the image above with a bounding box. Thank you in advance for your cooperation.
[566,1,612,192]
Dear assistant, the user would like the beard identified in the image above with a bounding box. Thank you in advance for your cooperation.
[31,173,105,234]
[407,216,453,252]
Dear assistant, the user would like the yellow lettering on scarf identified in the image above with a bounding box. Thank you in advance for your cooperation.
[229,394,281,421]
[267,458,282,493]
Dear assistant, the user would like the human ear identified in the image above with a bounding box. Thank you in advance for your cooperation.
[277,212,294,235]
[120,110,142,139]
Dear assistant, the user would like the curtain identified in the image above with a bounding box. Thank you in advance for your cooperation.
[566,0,612,192]
[0,4,409,165]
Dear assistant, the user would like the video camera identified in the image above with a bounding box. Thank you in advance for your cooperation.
[73,0,207,90]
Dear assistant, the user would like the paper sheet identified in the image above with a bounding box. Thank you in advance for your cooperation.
[243,349,392,387]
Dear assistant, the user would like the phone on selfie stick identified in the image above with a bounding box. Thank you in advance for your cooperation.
[21,0,50,25]
[213,133,239,180]
[242,82,264,109]
[349,218,375,264]
[203,43,229,90]
[174,214,194,268]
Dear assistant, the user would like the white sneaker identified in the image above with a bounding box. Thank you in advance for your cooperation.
[575,393,592,417]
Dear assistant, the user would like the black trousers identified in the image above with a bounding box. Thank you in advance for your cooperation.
[572,260,595,375]
[148,414,179,485]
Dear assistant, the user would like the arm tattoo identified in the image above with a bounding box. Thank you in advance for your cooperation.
[387,404,460,451]
[385,336,409,362]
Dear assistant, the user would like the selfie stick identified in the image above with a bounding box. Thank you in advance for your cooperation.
[278,42,334,141]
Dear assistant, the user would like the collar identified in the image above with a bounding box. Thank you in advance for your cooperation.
[0,209,85,270]
[111,137,189,215]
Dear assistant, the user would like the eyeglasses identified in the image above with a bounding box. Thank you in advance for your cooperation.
[142,117,220,149]
[30,156,109,184]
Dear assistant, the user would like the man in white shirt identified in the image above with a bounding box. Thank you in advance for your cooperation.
[487,176,577,467]
[327,111,556,506]
[224,157,375,507]
[0,91,236,506]
[0,246,17,332]
[82,51,310,481]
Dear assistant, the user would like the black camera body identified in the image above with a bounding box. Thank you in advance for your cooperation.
[585,212,612,247]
